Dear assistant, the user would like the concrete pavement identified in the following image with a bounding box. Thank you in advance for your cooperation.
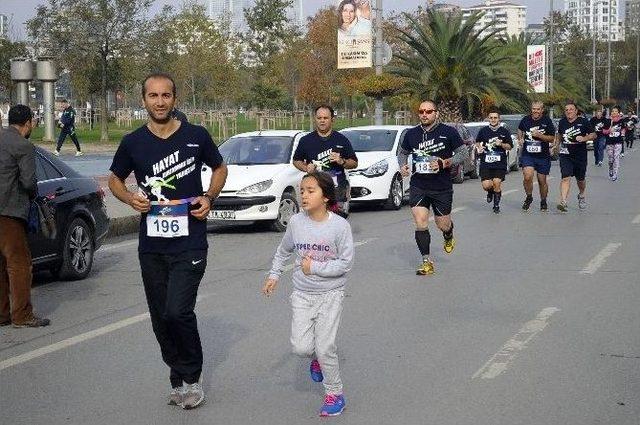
[2,149,639,424]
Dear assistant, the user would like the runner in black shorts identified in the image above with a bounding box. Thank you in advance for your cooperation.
[474,108,513,214]
[555,102,596,212]
[398,100,468,275]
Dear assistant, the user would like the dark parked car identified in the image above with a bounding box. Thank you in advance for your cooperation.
[30,147,109,280]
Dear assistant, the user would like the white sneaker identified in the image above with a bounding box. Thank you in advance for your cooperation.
[167,386,184,406]
[181,383,204,409]
[53,150,60,156]
[75,151,84,157]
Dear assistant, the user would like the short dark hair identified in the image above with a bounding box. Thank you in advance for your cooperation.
[8,105,33,126]
[302,172,337,208]
[142,72,177,98]
[486,107,500,116]
[612,105,622,113]
[314,105,335,118]
[564,101,578,109]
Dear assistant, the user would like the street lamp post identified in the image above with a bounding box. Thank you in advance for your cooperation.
[636,26,639,116]
[374,0,383,125]
[548,0,554,117]
[606,0,612,99]
[591,0,597,103]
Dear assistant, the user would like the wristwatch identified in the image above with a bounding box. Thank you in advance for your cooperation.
[202,193,216,205]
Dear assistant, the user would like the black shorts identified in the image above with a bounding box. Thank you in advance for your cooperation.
[559,155,587,180]
[480,168,506,182]
[409,186,453,216]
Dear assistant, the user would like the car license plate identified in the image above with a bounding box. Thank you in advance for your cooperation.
[209,210,236,220]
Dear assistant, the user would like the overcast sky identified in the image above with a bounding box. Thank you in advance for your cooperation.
[2,0,554,40]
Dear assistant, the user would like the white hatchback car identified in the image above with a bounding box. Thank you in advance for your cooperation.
[201,130,307,231]
[341,125,411,210]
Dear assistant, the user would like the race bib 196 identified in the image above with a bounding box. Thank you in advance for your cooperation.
[146,199,191,238]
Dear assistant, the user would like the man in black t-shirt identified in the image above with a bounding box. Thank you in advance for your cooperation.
[293,105,358,217]
[625,110,638,149]
[589,109,607,166]
[398,100,468,276]
[108,73,228,410]
[475,108,513,214]
[517,101,556,211]
[555,102,596,212]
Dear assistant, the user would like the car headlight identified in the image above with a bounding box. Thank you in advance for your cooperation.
[362,159,389,177]
[238,179,273,195]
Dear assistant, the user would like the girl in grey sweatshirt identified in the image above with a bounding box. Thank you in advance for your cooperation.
[262,172,353,417]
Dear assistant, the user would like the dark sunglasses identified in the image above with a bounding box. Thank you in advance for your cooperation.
[418,109,437,115]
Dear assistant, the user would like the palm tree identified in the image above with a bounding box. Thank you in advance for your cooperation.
[390,10,531,121]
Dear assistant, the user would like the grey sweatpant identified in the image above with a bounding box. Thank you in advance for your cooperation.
[290,289,344,395]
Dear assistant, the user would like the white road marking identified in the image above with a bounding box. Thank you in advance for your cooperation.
[100,240,138,252]
[472,307,560,380]
[428,206,466,222]
[632,214,640,224]
[1,236,384,371]
[580,242,622,274]
[502,189,519,196]
[0,313,150,372]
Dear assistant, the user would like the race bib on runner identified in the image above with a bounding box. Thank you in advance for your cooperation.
[484,154,501,163]
[526,141,542,153]
[414,160,438,174]
[146,199,192,238]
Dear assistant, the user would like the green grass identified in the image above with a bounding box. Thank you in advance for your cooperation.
[31,115,375,146]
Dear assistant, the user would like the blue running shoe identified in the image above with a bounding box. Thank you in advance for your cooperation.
[310,359,323,382]
[320,394,345,417]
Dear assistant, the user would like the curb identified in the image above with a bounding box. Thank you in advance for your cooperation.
[106,214,140,239]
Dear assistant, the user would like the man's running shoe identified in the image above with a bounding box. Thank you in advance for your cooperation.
[320,394,345,417]
[416,259,435,275]
[53,150,60,156]
[486,191,493,203]
[310,359,323,382]
[75,151,84,157]
[577,195,587,210]
[443,237,456,254]
[167,386,184,406]
[621,152,625,158]
[612,175,618,182]
[493,206,500,214]
[182,383,205,410]
[597,162,603,167]
[540,199,548,212]
[556,201,568,212]
[522,195,533,211]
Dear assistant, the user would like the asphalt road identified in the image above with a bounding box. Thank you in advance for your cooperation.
[2,150,640,425]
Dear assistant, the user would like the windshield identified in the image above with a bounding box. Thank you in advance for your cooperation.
[342,129,398,152]
[218,136,294,165]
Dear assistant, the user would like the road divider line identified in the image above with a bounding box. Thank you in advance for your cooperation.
[0,313,150,372]
[472,307,560,380]
[580,242,622,274]
[429,206,466,222]
[502,189,519,196]
[3,236,382,371]
[632,214,640,224]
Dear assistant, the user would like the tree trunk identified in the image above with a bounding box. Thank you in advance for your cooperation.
[100,52,109,143]
[191,75,196,109]
[347,95,354,126]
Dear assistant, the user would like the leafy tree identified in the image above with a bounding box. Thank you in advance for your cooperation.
[28,0,152,142]
[390,10,530,121]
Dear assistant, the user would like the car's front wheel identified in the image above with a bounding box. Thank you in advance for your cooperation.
[385,174,403,210]
[56,217,95,280]
[271,192,299,232]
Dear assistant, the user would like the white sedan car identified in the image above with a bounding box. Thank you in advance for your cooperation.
[201,130,307,231]
[341,125,411,210]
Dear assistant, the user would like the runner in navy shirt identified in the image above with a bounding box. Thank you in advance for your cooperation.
[624,110,638,149]
[589,109,607,166]
[603,106,626,181]
[555,102,596,212]
[108,73,228,410]
[474,109,513,214]
[293,105,358,217]
[398,100,468,276]
[517,101,556,211]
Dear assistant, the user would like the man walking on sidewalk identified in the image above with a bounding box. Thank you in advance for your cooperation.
[0,105,50,328]
[54,100,82,156]
[108,73,227,409]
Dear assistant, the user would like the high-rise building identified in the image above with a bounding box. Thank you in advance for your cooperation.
[525,23,546,41]
[564,0,625,41]
[626,0,640,35]
[461,1,527,38]
[204,0,304,33]
[0,14,8,39]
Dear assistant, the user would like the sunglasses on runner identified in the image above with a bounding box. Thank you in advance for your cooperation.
[418,109,437,115]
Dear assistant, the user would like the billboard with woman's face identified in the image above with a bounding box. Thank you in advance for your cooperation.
[337,0,373,69]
